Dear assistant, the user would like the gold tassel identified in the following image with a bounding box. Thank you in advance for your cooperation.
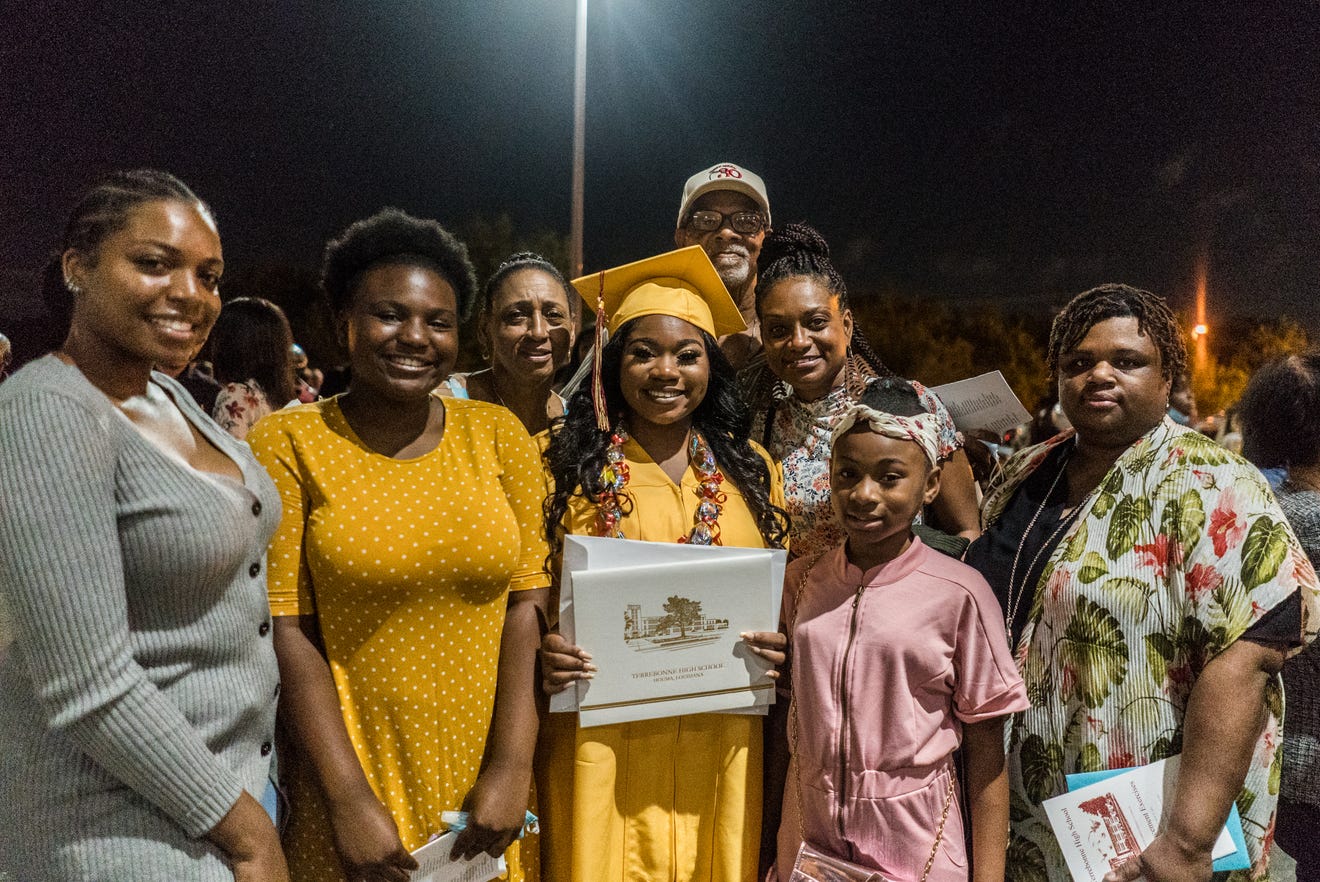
[592,270,609,431]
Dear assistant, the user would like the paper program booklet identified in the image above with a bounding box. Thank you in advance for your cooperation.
[930,370,1030,437]
[409,831,506,882]
[1043,756,1246,882]
[552,535,786,727]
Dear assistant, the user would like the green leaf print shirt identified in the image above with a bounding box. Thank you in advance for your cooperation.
[979,418,1320,882]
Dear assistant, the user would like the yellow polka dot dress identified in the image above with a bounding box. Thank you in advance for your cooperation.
[249,397,549,882]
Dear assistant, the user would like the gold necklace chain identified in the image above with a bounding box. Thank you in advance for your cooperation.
[1005,452,1076,636]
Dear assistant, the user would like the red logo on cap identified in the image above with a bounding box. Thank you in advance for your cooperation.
[709,165,742,180]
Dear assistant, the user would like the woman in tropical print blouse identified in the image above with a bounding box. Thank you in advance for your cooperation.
[965,283,1319,882]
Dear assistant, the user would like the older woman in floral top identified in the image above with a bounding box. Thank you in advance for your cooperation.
[965,284,1319,882]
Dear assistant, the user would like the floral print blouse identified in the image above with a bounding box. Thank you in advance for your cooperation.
[751,377,962,560]
[212,380,272,441]
[980,418,1320,882]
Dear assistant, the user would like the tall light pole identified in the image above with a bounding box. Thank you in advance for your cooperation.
[570,0,588,278]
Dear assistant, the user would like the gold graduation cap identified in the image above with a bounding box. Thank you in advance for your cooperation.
[571,245,747,430]
[570,245,746,339]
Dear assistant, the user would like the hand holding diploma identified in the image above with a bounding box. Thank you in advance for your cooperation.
[541,630,786,696]
[552,537,787,725]
[450,768,532,862]
[539,632,596,694]
[738,630,786,677]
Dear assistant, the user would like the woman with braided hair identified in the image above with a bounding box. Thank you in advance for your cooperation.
[0,169,286,881]
[743,223,980,560]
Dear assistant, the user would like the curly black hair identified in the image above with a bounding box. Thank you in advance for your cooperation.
[1047,283,1187,381]
[856,376,925,418]
[1238,351,1320,470]
[543,319,789,566]
[321,208,478,320]
[43,169,209,330]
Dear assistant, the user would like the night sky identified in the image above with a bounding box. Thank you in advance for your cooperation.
[3,0,1317,328]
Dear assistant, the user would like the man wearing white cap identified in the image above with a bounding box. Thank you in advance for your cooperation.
[674,161,771,370]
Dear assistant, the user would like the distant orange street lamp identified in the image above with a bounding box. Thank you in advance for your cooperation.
[1192,259,1209,374]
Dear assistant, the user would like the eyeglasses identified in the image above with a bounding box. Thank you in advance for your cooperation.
[684,209,766,235]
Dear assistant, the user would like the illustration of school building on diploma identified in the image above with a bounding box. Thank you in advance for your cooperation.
[624,597,730,649]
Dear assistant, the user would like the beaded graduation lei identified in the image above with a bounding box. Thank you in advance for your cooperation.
[593,427,727,545]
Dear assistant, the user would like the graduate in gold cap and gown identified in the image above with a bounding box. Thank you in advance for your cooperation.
[537,246,791,882]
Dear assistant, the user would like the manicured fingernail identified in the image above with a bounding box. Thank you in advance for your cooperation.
[580,652,593,660]
[739,631,752,639]
[583,663,598,672]
[579,672,595,680]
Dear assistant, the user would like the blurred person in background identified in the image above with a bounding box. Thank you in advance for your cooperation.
[210,297,298,440]
[440,252,577,437]
[156,336,222,413]
[1167,371,1197,426]
[1237,351,1320,881]
[288,344,321,403]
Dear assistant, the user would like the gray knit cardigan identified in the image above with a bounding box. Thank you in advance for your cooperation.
[0,356,281,881]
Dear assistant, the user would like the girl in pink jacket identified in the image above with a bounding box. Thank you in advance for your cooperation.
[774,380,1029,882]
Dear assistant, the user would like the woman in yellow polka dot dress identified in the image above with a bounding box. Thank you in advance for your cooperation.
[249,210,548,882]
[538,248,790,882]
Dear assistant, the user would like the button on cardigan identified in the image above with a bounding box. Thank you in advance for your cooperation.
[0,356,282,881]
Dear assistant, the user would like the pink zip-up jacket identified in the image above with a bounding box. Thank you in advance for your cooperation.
[776,538,1029,882]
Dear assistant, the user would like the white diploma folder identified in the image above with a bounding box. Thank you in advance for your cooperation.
[408,831,505,882]
[552,535,787,727]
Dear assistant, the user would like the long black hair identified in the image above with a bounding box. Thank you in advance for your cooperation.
[544,318,789,565]
[209,297,298,406]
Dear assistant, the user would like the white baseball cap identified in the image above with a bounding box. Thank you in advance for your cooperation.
[676,162,771,229]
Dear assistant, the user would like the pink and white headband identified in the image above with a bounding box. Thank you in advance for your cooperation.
[831,405,940,466]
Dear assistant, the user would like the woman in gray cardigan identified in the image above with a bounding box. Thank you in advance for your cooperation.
[0,170,287,881]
